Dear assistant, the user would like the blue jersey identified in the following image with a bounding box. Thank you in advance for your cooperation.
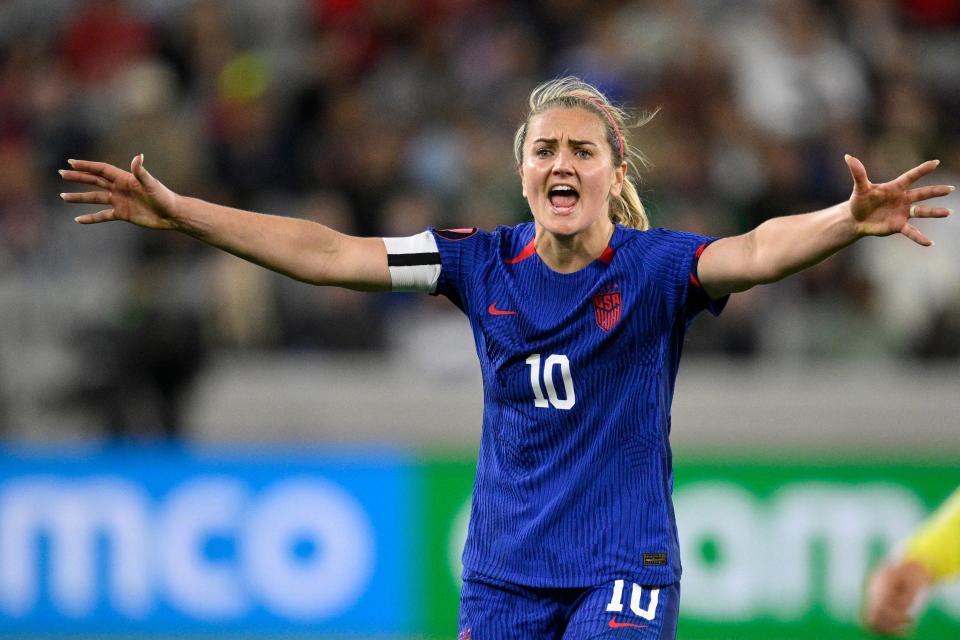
[384,222,727,587]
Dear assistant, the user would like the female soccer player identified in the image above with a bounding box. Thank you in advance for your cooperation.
[60,77,952,639]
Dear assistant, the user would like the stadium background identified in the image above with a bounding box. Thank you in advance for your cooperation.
[1,0,959,637]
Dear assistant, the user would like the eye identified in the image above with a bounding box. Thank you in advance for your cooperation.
[535,147,552,158]
[575,148,592,159]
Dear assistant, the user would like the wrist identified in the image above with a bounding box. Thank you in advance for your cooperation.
[837,200,865,240]
[166,193,193,233]
[897,558,935,589]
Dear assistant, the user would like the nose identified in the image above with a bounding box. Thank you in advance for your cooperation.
[551,148,574,175]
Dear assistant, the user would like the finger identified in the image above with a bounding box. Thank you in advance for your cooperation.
[880,619,909,635]
[888,613,913,635]
[58,169,111,190]
[845,154,870,194]
[908,184,956,202]
[74,208,116,224]
[872,609,912,635]
[869,614,905,635]
[60,190,111,205]
[66,159,126,182]
[895,159,940,189]
[130,153,153,188]
[901,223,933,246]
[909,204,953,219]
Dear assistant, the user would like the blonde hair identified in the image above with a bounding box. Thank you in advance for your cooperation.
[513,77,655,230]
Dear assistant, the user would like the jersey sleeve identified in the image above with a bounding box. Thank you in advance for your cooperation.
[382,227,487,313]
[645,229,729,325]
[902,486,960,581]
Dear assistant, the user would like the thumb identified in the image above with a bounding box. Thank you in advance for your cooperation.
[130,153,153,187]
[845,153,870,194]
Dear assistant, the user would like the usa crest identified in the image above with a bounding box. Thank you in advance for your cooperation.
[592,284,622,331]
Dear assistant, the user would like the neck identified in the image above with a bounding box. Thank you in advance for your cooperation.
[534,218,615,273]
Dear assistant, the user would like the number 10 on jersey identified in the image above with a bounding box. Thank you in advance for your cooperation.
[525,353,576,410]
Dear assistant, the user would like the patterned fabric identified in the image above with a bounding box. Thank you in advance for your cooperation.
[459,573,681,639]
[387,222,726,586]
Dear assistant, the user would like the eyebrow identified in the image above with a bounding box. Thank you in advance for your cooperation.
[532,137,598,147]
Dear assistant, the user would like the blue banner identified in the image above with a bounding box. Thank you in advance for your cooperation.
[0,445,418,635]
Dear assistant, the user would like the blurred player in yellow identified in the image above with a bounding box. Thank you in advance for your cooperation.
[864,487,960,635]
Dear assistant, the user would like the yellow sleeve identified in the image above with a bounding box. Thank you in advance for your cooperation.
[903,486,960,582]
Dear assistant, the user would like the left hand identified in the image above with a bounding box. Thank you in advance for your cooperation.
[845,155,953,246]
[863,559,932,635]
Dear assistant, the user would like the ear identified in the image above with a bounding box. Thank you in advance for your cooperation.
[610,161,627,197]
[518,163,527,198]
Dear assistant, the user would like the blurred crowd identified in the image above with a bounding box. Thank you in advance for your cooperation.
[1,0,959,439]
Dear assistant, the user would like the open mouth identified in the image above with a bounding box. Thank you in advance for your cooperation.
[548,185,580,213]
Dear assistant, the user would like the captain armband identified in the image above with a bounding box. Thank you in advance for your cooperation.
[382,231,441,293]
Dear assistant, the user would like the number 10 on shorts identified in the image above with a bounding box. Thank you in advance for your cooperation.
[606,580,659,620]
[525,353,576,409]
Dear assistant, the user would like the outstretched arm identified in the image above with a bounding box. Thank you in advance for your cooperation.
[60,155,391,291]
[698,156,954,299]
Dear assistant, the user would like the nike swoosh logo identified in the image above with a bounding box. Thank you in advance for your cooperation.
[608,617,649,629]
[487,303,517,316]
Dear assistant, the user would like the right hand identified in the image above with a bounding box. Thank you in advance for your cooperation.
[60,155,180,230]
[863,559,932,635]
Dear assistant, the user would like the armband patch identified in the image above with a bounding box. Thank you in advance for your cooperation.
[437,228,478,241]
[382,231,441,292]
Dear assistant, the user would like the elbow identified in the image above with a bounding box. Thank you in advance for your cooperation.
[700,231,784,296]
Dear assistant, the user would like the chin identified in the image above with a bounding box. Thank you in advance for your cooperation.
[537,219,579,237]
[535,209,596,238]
[548,223,583,238]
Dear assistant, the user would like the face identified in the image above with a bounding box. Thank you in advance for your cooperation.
[520,107,626,239]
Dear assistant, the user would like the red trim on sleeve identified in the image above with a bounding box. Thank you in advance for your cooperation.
[505,239,537,264]
[689,242,708,287]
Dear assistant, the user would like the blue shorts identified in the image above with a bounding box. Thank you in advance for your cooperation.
[458,573,680,640]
